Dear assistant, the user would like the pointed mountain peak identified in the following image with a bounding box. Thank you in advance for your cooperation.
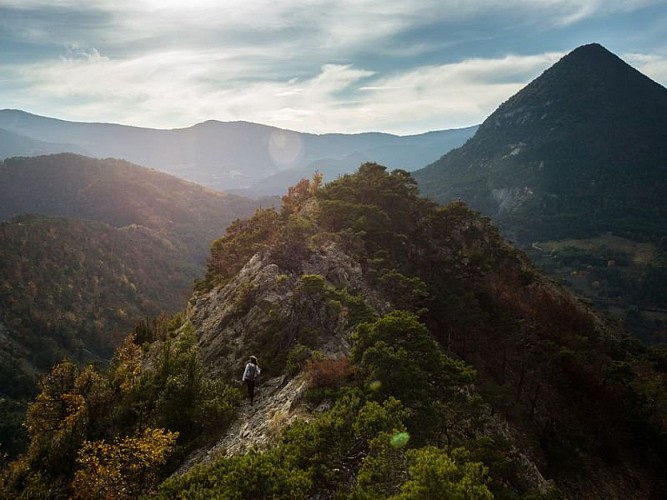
[538,42,646,85]
[563,42,617,60]
[478,43,667,132]
[415,42,667,244]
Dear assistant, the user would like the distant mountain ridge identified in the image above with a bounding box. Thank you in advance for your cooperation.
[0,110,477,193]
[0,127,88,158]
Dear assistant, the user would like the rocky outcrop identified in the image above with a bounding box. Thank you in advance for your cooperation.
[186,243,388,381]
[173,242,388,473]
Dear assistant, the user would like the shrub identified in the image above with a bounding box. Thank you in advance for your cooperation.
[71,428,178,499]
[306,357,356,389]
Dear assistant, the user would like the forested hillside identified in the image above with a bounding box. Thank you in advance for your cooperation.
[0,154,259,459]
[415,44,667,344]
[0,154,259,263]
[3,165,664,499]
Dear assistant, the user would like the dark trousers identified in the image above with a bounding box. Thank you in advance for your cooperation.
[245,379,255,402]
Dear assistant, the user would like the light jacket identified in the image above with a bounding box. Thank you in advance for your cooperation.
[243,362,260,382]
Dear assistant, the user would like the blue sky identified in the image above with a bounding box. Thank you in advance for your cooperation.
[1,0,665,134]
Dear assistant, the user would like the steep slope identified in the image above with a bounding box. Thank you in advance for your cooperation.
[0,154,258,457]
[0,213,196,366]
[0,153,259,354]
[414,43,667,343]
[0,214,201,459]
[415,43,667,243]
[0,110,476,192]
[0,153,258,263]
[169,165,666,498]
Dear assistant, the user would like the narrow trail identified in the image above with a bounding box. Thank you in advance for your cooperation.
[175,374,311,475]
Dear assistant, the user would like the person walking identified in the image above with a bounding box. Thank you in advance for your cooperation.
[242,355,260,404]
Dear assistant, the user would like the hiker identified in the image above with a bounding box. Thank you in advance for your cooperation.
[242,355,260,404]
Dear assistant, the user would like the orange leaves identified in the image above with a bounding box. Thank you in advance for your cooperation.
[305,356,356,389]
[72,428,179,499]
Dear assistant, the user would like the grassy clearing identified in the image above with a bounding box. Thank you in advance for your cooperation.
[535,233,656,264]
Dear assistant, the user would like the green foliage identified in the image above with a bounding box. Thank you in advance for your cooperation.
[205,207,282,288]
[155,448,312,500]
[248,274,374,377]
[353,431,409,498]
[158,391,413,499]
[393,447,492,499]
[121,329,241,441]
[352,311,481,447]
[317,163,424,265]
[0,398,28,460]
[0,321,241,498]
[375,269,429,314]
[203,173,323,290]
[285,343,315,377]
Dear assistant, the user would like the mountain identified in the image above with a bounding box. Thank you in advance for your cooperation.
[0,153,259,457]
[0,110,476,193]
[0,213,195,367]
[414,43,667,343]
[242,126,478,197]
[0,153,258,263]
[3,165,665,498]
[0,127,88,158]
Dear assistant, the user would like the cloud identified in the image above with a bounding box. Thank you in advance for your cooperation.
[0,0,665,133]
[625,53,667,86]
[5,44,666,135]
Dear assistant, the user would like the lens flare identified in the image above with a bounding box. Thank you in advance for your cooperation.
[390,432,410,448]
[268,129,303,166]
[368,380,382,391]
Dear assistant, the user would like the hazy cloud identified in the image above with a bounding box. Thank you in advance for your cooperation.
[0,0,664,133]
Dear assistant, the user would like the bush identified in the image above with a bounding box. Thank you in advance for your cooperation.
[71,428,178,499]
[306,357,356,389]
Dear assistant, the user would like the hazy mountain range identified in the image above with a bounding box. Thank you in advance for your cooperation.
[0,109,477,194]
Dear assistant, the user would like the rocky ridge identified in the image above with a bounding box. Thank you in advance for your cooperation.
[170,238,556,494]
[173,243,390,472]
[187,244,390,380]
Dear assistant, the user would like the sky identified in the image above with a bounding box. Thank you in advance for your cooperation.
[1,0,666,135]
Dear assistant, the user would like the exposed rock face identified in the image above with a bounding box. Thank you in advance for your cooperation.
[174,242,390,475]
[491,185,534,214]
[187,243,388,381]
[176,374,311,475]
